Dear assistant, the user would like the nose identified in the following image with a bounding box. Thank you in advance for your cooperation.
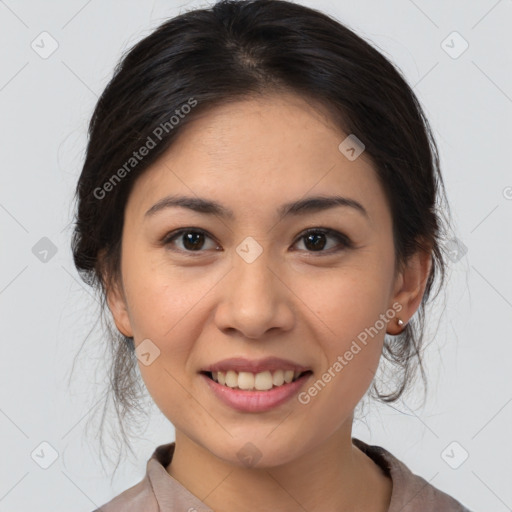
[214,250,295,340]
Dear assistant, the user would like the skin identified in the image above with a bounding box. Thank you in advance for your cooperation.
[106,92,432,512]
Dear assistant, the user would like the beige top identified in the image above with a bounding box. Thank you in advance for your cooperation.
[93,437,473,511]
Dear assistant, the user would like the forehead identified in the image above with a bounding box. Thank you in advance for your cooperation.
[125,93,389,226]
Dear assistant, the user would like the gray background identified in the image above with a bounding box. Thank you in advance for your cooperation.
[1,0,511,510]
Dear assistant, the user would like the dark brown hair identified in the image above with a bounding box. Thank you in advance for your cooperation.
[71,0,452,474]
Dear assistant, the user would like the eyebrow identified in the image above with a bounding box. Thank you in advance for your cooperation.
[144,194,369,221]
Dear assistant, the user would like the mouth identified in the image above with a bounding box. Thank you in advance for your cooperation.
[200,369,313,391]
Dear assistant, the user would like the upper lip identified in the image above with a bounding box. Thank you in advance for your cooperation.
[202,357,311,374]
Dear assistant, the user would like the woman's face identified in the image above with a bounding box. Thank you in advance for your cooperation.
[107,92,427,467]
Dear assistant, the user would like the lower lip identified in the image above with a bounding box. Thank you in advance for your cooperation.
[201,372,312,413]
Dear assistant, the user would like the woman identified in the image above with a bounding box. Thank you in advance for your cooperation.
[72,0,473,510]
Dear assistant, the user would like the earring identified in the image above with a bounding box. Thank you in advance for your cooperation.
[386,317,406,336]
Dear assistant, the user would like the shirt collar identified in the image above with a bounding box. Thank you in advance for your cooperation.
[146,437,414,511]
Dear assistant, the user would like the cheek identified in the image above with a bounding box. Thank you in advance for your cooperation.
[304,264,392,392]
[309,262,392,340]
[125,272,209,419]
[121,258,223,398]
[296,276,389,429]
[121,244,212,340]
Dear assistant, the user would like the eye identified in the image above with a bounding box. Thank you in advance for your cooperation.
[292,228,353,254]
[161,227,353,255]
[162,228,221,254]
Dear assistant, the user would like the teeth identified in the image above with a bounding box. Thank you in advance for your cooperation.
[255,371,273,390]
[238,371,255,390]
[225,370,238,388]
[210,369,307,390]
[272,369,284,386]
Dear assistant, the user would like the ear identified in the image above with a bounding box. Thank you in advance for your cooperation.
[387,244,432,335]
[99,250,134,338]
[106,277,134,338]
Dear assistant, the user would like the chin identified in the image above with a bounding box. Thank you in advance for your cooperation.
[205,431,312,469]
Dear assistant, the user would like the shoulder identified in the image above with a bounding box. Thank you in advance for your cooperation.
[93,478,159,512]
[90,474,158,512]
[352,438,474,512]
[89,442,211,512]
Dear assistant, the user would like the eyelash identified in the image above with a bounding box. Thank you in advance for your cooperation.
[161,227,353,256]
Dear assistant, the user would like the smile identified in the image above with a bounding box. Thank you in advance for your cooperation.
[204,369,310,391]
[200,370,313,413]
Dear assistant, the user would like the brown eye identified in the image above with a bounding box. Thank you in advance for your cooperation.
[163,229,220,253]
[182,231,205,250]
[294,228,352,254]
[303,232,328,251]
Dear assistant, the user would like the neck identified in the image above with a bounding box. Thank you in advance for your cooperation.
[166,424,392,512]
